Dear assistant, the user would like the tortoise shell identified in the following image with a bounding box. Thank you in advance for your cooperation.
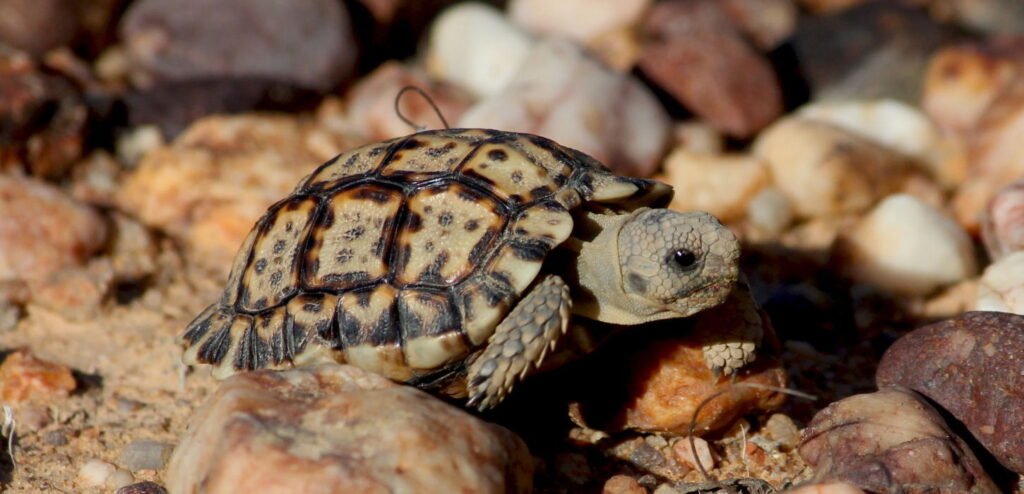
[181,128,669,382]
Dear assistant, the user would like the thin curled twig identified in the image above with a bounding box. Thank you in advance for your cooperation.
[394,86,451,132]
[686,382,816,491]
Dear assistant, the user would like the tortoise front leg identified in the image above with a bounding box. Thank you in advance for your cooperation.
[467,274,571,410]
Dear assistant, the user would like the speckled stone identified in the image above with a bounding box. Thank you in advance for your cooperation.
[166,363,532,494]
[799,388,999,493]
[876,311,1024,473]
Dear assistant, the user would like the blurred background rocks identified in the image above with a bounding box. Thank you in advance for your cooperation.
[2,0,1024,492]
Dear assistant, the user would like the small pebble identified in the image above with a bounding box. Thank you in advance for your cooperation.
[982,179,1024,260]
[120,439,175,472]
[78,458,117,487]
[672,437,714,471]
[671,121,723,154]
[975,251,1024,314]
[44,430,68,446]
[106,469,135,490]
[0,349,76,404]
[833,194,977,296]
[746,187,794,236]
[507,0,649,46]
[652,484,682,494]
[603,474,647,494]
[762,413,801,451]
[644,435,668,450]
[663,150,770,223]
[782,483,867,494]
[117,481,169,494]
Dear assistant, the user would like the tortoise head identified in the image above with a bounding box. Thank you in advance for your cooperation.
[617,209,740,319]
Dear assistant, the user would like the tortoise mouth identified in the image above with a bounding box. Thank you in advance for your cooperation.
[672,279,735,307]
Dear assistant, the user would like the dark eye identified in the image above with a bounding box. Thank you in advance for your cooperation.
[673,249,697,269]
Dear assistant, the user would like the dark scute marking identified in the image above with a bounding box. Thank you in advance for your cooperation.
[425,241,435,252]
[465,220,479,232]
[462,168,496,187]
[322,271,371,286]
[317,312,339,345]
[356,290,372,308]
[307,258,320,276]
[397,297,424,339]
[289,315,310,354]
[392,244,413,275]
[270,271,283,287]
[510,170,523,184]
[356,188,393,204]
[182,309,215,344]
[340,296,397,346]
[303,299,323,313]
[468,229,499,262]
[511,238,552,261]
[343,153,360,167]
[234,324,269,371]
[418,251,449,284]
[554,173,568,186]
[250,296,269,311]
[529,185,552,199]
[336,247,355,263]
[627,273,648,294]
[483,272,516,307]
[400,139,427,150]
[369,146,386,157]
[426,142,457,157]
[273,239,287,254]
[488,149,508,161]
[343,225,366,241]
[438,212,453,227]
[407,213,423,232]
[458,188,480,202]
[270,329,286,363]
[424,205,433,213]
[321,208,335,229]
[197,327,232,364]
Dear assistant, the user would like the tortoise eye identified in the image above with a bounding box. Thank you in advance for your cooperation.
[673,249,698,269]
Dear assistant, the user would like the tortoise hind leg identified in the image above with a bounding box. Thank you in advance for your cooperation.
[467,274,571,410]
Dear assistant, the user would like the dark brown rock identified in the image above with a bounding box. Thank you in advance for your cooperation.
[876,311,1024,473]
[116,481,168,494]
[799,388,1000,493]
[638,0,782,138]
[789,2,960,102]
[0,49,87,179]
[0,0,78,57]
[120,0,357,92]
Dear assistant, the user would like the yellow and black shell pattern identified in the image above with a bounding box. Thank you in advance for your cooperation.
[180,128,669,384]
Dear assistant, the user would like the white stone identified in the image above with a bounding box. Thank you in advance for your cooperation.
[836,194,977,296]
[663,150,769,222]
[975,251,1024,314]
[753,117,915,219]
[672,121,723,154]
[77,458,117,487]
[458,39,670,177]
[105,469,135,490]
[425,3,534,98]
[507,0,649,44]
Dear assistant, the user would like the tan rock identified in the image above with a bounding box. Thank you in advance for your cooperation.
[603,475,648,494]
[117,114,359,272]
[753,118,917,219]
[663,150,770,223]
[975,251,1024,314]
[921,41,1024,136]
[458,38,670,177]
[166,364,532,494]
[0,349,75,404]
[0,174,108,281]
[782,483,866,494]
[28,260,113,321]
[833,194,977,296]
[982,178,1024,259]
[638,0,782,138]
[507,0,649,46]
[671,436,714,471]
[344,61,474,142]
[796,99,964,186]
[721,0,797,51]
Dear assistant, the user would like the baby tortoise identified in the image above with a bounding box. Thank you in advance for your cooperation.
[180,128,754,409]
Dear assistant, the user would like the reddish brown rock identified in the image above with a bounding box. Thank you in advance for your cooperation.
[0,0,78,56]
[166,364,532,494]
[638,0,782,138]
[800,388,1000,493]
[876,311,1024,473]
[573,285,786,435]
[603,475,648,494]
[344,61,473,141]
[120,0,357,91]
[0,49,87,179]
[0,349,76,404]
[0,174,108,281]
